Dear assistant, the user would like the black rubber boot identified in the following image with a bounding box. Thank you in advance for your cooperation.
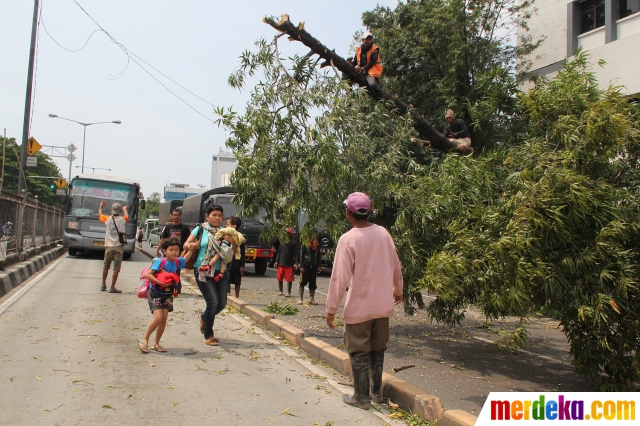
[278,281,283,296]
[298,286,304,305]
[286,281,292,297]
[369,351,385,403]
[343,355,372,410]
[309,289,318,305]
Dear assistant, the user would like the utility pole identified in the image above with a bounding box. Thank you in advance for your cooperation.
[18,0,40,194]
[0,128,6,194]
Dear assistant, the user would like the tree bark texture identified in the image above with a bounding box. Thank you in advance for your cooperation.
[264,14,472,155]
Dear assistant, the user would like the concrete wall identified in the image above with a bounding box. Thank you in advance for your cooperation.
[578,27,606,50]
[525,0,568,71]
[523,0,640,96]
[586,28,640,94]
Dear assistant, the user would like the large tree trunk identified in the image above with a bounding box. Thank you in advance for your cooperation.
[264,14,471,155]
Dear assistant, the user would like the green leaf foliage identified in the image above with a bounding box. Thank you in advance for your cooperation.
[139,192,161,223]
[1,136,64,207]
[219,7,640,389]
[362,0,540,150]
[409,52,640,389]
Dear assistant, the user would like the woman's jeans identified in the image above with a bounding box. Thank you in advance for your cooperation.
[195,270,229,339]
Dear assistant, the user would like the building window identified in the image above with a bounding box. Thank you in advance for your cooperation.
[580,0,606,34]
[619,0,640,19]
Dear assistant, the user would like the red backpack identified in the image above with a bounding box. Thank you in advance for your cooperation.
[137,258,180,298]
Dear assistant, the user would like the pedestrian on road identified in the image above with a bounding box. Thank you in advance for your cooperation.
[139,237,188,353]
[137,229,144,249]
[156,208,190,291]
[226,216,245,298]
[326,192,403,410]
[274,227,298,297]
[299,230,322,305]
[157,209,190,255]
[182,205,236,346]
[98,201,129,293]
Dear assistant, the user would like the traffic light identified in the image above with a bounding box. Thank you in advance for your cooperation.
[50,182,55,190]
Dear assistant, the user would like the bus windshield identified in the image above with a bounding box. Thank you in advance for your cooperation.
[68,178,139,221]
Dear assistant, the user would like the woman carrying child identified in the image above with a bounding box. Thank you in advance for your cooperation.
[182,205,236,346]
[138,237,187,353]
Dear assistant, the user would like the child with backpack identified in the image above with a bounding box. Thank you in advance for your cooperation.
[138,237,190,353]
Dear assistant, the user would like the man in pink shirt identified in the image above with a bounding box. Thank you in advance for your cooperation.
[326,192,403,410]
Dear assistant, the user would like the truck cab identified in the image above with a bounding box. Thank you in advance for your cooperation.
[181,186,274,275]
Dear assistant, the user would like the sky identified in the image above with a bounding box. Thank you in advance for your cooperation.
[1,0,397,200]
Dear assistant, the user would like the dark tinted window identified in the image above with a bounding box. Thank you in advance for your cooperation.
[620,0,640,19]
[580,0,605,34]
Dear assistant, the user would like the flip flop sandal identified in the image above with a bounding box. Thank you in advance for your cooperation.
[151,345,167,353]
[204,338,219,346]
[100,285,107,291]
[109,288,122,293]
[138,338,149,354]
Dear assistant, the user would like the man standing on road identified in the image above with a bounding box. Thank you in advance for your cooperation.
[98,201,129,293]
[326,192,403,410]
[157,209,190,256]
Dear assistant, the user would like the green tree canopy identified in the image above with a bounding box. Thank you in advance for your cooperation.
[139,192,160,223]
[1,136,64,207]
[362,0,539,150]
[218,3,640,389]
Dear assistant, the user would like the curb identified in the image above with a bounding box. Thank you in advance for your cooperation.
[227,295,477,425]
[0,246,67,298]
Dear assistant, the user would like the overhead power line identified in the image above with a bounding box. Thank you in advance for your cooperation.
[39,0,216,123]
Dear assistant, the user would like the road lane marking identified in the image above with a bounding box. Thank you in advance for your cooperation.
[0,254,67,316]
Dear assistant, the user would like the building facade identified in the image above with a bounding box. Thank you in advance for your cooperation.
[525,0,640,96]
[211,150,238,189]
[163,183,207,201]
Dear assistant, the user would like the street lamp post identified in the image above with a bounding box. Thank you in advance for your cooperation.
[75,166,111,174]
[48,114,121,173]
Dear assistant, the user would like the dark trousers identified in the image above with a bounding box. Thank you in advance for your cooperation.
[299,265,318,291]
[344,317,390,357]
[195,269,229,340]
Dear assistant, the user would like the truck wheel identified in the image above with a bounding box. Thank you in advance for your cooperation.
[254,258,267,276]
[123,252,132,260]
[69,248,77,256]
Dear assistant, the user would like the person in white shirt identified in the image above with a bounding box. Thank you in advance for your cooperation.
[98,201,129,293]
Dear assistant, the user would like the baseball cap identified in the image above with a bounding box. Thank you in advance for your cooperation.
[111,203,123,215]
[445,109,455,118]
[344,192,372,215]
[362,31,373,40]
[285,227,296,234]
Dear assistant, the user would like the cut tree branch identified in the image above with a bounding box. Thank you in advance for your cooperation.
[263,14,472,155]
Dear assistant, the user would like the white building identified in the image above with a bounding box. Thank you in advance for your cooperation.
[524,0,640,96]
[211,150,238,189]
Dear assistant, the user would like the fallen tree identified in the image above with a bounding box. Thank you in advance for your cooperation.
[263,14,471,155]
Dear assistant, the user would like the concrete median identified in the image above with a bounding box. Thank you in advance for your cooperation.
[0,246,67,298]
[242,305,274,327]
[229,298,478,425]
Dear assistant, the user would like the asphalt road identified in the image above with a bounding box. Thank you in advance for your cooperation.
[159,241,593,416]
[0,249,396,425]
